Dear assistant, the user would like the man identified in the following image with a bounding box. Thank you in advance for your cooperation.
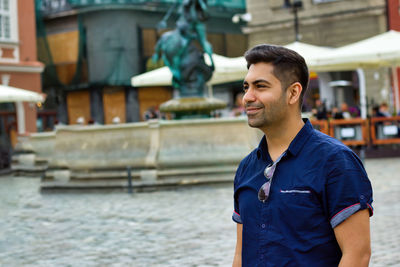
[315,99,327,120]
[340,102,352,119]
[378,102,391,117]
[232,44,373,267]
[232,92,246,117]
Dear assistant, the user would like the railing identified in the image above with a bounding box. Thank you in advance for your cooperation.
[370,116,400,145]
[328,118,369,146]
[311,118,369,146]
[311,117,400,147]
[310,119,329,135]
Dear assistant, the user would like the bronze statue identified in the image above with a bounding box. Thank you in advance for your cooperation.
[152,0,214,97]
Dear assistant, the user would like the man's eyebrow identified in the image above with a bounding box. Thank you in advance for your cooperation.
[243,79,272,86]
[253,79,271,85]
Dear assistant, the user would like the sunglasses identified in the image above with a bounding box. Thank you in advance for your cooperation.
[258,163,278,202]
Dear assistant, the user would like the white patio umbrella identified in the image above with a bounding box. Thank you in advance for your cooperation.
[131,66,170,87]
[313,30,400,115]
[284,41,333,68]
[131,43,333,88]
[131,54,247,87]
[0,85,45,134]
[0,85,45,103]
[313,30,400,71]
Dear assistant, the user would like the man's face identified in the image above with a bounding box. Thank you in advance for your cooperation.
[243,62,289,129]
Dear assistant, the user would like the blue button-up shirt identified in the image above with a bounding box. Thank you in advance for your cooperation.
[233,120,373,267]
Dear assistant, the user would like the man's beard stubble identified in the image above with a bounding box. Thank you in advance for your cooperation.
[246,96,287,129]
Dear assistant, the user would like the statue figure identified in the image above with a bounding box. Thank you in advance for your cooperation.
[152,0,215,97]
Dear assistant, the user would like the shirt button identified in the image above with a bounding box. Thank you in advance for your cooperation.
[360,195,365,200]
[261,224,266,228]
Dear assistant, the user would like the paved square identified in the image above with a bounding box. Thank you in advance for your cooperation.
[367,158,400,266]
[0,157,398,266]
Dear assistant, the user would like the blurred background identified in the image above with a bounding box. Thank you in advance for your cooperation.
[0,0,399,266]
[0,0,399,164]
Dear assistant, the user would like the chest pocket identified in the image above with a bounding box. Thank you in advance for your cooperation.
[274,187,327,234]
[278,187,319,207]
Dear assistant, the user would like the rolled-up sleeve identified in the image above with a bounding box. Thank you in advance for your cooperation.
[232,161,245,224]
[232,200,242,224]
[326,165,373,228]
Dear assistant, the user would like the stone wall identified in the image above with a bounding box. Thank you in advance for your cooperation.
[247,13,386,47]
[12,132,56,175]
[51,122,151,170]
[14,118,263,190]
[246,0,386,43]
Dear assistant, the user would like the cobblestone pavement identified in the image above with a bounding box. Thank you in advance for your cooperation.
[368,158,400,266]
[0,157,399,266]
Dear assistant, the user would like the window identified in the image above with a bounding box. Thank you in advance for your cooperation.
[41,0,71,14]
[0,0,17,42]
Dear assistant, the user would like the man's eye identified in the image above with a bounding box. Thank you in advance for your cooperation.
[243,87,248,92]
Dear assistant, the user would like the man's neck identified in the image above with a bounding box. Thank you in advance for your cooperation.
[262,116,304,162]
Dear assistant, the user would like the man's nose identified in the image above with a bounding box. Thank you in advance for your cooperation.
[243,88,256,104]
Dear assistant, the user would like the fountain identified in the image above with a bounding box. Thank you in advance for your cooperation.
[152,0,226,119]
[11,0,261,192]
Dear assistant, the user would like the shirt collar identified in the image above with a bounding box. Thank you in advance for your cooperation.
[256,119,314,160]
[287,118,314,156]
[256,135,268,160]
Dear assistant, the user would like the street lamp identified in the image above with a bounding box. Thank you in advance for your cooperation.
[283,0,303,42]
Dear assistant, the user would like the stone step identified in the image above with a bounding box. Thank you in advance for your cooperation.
[40,174,233,192]
[158,165,236,177]
[34,157,49,165]
[70,170,141,180]
[11,154,48,167]
[11,165,47,172]
[47,165,237,181]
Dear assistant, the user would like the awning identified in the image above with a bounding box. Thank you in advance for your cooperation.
[313,30,400,71]
[131,54,247,87]
[0,85,46,134]
[131,43,333,87]
[313,30,400,115]
[0,85,45,103]
[284,41,333,68]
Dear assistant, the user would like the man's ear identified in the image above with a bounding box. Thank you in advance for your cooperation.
[287,82,303,106]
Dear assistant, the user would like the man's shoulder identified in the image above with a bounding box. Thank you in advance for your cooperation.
[238,147,258,169]
[234,147,258,183]
[308,130,365,173]
[309,129,353,154]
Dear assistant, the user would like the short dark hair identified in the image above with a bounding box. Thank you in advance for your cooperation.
[244,44,309,109]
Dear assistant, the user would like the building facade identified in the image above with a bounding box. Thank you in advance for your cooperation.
[387,0,400,112]
[0,0,44,166]
[36,0,247,125]
[244,0,399,115]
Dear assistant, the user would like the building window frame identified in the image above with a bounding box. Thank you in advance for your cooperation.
[0,0,18,43]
